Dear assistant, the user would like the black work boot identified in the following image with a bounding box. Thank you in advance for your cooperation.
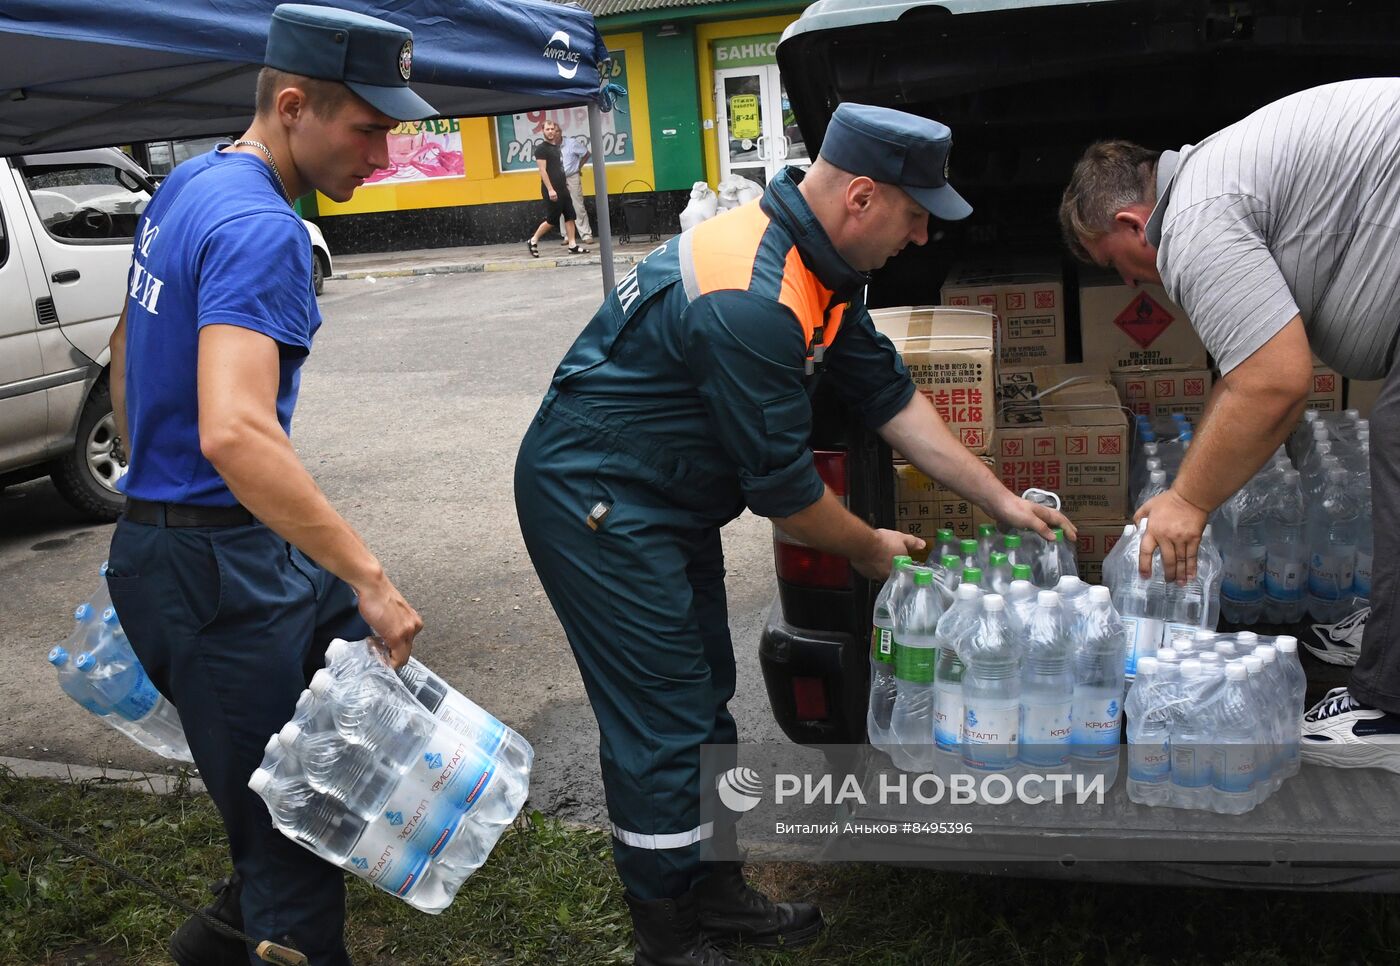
[693,862,824,949]
[625,890,749,966]
[169,873,248,966]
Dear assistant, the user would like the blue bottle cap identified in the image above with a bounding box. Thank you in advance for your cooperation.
[101,607,120,626]
[100,561,110,576]
[74,603,93,622]
[48,645,69,666]
[75,653,96,672]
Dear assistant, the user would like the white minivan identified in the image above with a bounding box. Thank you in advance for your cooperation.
[0,147,331,520]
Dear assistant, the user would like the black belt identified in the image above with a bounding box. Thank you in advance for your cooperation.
[123,498,255,528]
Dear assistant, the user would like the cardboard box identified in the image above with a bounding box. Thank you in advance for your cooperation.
[941,259,1066,369]
[893,460,996,543]
[1075,521,1130,584]
[995,364,1129,520]
[1308,363,1343,412]
[871,306,997,454]
[1346,378,1383,418]
[1111,365,1213,421]
[1078,272,1209,371]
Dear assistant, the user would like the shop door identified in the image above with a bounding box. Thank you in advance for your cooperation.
[716,65,809,188]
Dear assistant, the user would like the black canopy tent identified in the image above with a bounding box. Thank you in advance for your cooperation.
[0,0,622,290]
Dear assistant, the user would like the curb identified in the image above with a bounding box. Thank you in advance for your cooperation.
[331,251,644,281]
[1,754,205,796]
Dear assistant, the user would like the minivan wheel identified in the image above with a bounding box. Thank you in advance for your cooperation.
[312,251,327,296]
[50,379,126,522]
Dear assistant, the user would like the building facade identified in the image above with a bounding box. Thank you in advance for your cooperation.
[306,0,811,254]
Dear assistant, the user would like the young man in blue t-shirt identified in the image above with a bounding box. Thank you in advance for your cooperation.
[106,6,435,964]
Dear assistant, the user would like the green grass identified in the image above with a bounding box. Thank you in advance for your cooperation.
[4,769,1400,965]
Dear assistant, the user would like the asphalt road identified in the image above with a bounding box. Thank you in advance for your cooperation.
[0,266,788,825]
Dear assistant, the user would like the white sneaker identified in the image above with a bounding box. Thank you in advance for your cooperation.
[1301,687,1400,773]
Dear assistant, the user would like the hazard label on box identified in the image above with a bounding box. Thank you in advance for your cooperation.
[1154,379,1176,397]
[1035,290,1056,309]
[1098,435,1122,455]
[961,428,985,448]
[1113,292,1176,349]
[1184,378,1206,396]
[1066,435,1087,455]
[1034,437,1056,456]
[1007,292,1025,310]
[1315,373,1337,393]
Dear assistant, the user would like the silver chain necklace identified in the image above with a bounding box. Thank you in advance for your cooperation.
[230,138,290,203]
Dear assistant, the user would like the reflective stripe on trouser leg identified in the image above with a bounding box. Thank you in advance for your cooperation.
[611,822,714,850]
[514,414,739,900]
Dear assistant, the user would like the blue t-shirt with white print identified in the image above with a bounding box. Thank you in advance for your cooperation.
[122,148,320,506]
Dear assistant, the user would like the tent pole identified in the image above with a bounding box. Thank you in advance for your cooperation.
[587,103,615,294]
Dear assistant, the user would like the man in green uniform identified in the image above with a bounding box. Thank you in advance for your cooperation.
[516,103,1073,965]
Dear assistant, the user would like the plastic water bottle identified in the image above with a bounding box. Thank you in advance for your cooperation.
[323,640,534,779]
[1210,662,1260,814]
[1289,409,1321,463]
[932,583,983,764]
[1353,465,1374,600]
[1307,467,1360,622]
[1125,656,1171,806]
[1136,469,1169,511]
[1196,524,1224,630]
[1006,575,1039,626]
[1002,533,1027,572]
[74,611,190,761]
[934,529,959,566]
[48,646,107,715]
[937,555,963,594]
[1274,636,1306,780]
[1019,591,1074,769]
[987,551,1013,597]
[1264,469,1308,623]
[1054,575,1091,620]
[1051,528,1077,580]
[1218,491,1267,625]
[1131,441,1161,499]
[976,523,999,570]
[1030,530,1065,589]
[868,556,913,754]
[248,766,455,913]
[1070,587,1126,786]
[1102,523,1138,595]
[1168,660,1213,809]
[958,539,980,575]
[1251,646,1288,795]
[960,595,1023,774]
[889,569,944,772]
[1111,524,1163,678]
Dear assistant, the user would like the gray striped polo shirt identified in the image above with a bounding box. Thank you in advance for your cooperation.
[1149,78,1400,379]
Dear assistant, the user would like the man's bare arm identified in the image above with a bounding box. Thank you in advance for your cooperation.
[108,303,129,456]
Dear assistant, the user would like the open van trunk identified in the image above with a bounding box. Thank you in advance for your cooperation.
[758,0,1400,889]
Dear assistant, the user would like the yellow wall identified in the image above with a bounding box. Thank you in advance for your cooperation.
[695,14,801,188]
[317,31,653,216]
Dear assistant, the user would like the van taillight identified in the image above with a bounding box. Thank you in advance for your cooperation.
[792,676,829,721]
[773,449,851,589]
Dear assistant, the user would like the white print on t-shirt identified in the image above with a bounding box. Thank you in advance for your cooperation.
[128,217,165,315]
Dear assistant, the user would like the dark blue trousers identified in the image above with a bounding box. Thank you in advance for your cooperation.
[107,517,369,966]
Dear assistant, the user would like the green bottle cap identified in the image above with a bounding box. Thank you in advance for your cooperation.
[959,538,978,555]
[936,528,955,542]
[940,554,961,570]
[962,567,983,586]
[1050,528,1064,542]
[978,523,997,538]
[914,569,934,586]
[989,552,1008,567]
[1004,534,1022,549]
[893,555,913,568]
[1012,564,1032,580]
